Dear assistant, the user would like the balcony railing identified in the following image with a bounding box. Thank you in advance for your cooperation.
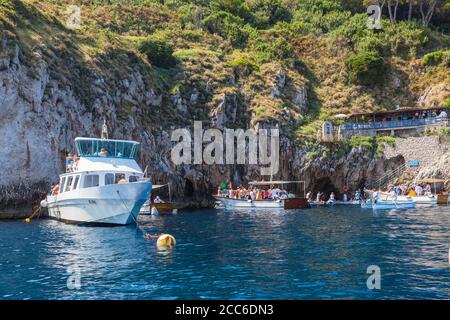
[342,117,448,131]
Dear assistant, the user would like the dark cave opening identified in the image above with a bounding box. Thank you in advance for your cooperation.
[309,177,341,200]
[184,179,195,198]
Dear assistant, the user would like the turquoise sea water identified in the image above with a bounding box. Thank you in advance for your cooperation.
[1,205,450,300]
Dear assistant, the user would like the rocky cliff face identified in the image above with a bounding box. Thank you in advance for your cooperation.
[0,41,411,209]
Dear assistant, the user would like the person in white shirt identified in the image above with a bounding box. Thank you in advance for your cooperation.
[154,196,164,204]
[414,185,423,196]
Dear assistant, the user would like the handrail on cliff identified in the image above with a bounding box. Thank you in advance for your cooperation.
[373,162,408,190]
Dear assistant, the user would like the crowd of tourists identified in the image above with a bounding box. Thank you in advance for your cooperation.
[217,183,293,200]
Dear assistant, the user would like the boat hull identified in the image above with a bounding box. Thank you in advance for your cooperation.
[140,202,175,215]
[47,181,152,225]
[360,200,416,210]
[373,202,416,210]
[215,196,284,209]
[214,196,308,209]
[382,195,437,205]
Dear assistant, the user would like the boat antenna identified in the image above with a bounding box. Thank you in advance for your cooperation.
[101,118,109,139]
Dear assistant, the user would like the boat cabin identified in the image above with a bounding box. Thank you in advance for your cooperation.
[75,138,140,159]
[56,171,142,195]
[55,137,146,195]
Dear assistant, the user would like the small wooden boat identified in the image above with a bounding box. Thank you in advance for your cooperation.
[139,183,176,215]
[373,201,416,210]
[437,194,450,205]
[214,180,309,210]
[334,200,361,205]
[361,199,416,210]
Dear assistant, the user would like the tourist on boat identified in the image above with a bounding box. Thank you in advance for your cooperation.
[327,192,336,204]
[354,190,361,201]
[425,183,432,195]
[99,148,109,156]
[217,186,222,196]
[117,174,127,184]
[373,191,380,203]
[414,184,423,196]
[51,183,60,196]
[316,192,322,202]
[306,191,312,201]
[154,196,164,204]
[408,188,416,197]
[390,188,397,199]
[66,153,74,172]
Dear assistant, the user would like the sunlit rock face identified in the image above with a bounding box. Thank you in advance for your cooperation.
[0,44,443,209]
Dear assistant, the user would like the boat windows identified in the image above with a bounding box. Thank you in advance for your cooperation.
[60,177,66,194]
[129,175,138,183]
[83,174,99,188]
[115,173,125,184]
[65,176,73,192]
[105,173,114,185]
[75,139,139,159]
[73,175,80,190]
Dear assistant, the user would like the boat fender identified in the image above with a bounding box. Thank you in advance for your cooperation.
[156,234,176,248]
[40,200,48,208]
[151,207,159,216]
[247,200,252,203]
[25,218,31,223]
[276,199,281,203]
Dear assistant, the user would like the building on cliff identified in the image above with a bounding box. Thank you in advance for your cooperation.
[319,106,449,142]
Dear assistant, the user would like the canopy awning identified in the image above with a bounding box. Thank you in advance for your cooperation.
[153,184,170,189]
[333,114,349,119]
[420,178,448,184]
[248,181,305,186]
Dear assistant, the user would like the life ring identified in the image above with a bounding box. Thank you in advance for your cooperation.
[156,234,176,248]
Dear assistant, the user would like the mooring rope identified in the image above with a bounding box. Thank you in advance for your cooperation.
[116,190,139,225]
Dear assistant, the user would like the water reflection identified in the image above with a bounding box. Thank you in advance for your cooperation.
[1,205,450,299]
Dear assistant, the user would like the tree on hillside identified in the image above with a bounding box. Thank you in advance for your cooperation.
[387,0,400,23]
[419,0,439,25]
[364,0,445,25]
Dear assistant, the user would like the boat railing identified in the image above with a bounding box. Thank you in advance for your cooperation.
[342,117,447,131]
[66,156,80,173]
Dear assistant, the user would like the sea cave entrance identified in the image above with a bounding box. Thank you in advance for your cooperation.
[309,177,340,199]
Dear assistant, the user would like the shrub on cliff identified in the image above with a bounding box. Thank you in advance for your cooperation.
[226,56,259,77]
[202,10,250,47]
[345,49,385,86]
[247,0,292,29]
[422,50,450,67]
[138,38,177,68]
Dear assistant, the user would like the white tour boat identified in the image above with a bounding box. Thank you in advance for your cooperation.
[42,130,152,225]
[213,180,309,210]
[371,191,437,205]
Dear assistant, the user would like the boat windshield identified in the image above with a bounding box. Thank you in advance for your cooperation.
[75,139,140,159]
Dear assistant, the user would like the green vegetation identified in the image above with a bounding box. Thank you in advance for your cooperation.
[341,135,397,158]
[345,49,385,86]
[138,38,177,68]
[0,0,449,150]
[422,50,450,66]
